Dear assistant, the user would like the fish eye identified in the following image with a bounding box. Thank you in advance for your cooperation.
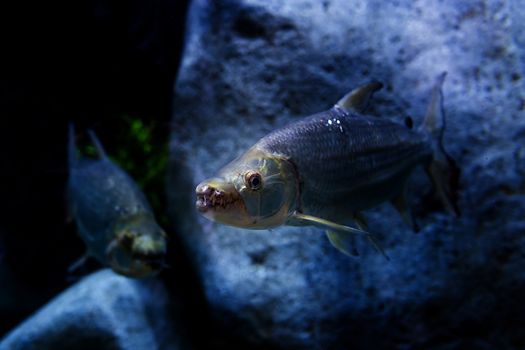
[245,171,262,191]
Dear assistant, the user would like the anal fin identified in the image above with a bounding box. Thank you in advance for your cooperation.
[326,230,359,257]
[391,192,420,232]
[352,212,368,230]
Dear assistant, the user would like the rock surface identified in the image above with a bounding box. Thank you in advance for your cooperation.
[0,270,183,350]
[168,0,525,348]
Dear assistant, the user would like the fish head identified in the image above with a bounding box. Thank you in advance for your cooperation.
[196,147,298,229]
[108,215,168,278]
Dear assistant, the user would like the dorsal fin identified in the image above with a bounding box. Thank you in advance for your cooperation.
[87,129,108,159]
[335,81,383,113]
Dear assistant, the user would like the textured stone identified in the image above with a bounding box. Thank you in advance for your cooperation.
[0,270,183,350]
[168,0,525,348]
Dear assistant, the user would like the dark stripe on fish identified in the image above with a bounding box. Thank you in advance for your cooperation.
[257,107,431,215]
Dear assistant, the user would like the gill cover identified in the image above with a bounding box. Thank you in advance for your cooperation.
[221,147,298,227]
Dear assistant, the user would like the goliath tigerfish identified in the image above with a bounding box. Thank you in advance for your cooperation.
[68,125,167,277]
[195,73,459,259]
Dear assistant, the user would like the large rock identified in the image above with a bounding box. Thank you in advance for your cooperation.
[168,0,525,348]
[0,270,184,350]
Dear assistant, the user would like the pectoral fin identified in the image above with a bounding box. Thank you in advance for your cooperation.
[391,192,420,232]
[336,81,383,113]
[291,212,389,260]
[67,252,91,274]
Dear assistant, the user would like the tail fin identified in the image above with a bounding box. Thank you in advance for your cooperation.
[87,129,108,159]
[68,123,78,168]
[419,72,460,216]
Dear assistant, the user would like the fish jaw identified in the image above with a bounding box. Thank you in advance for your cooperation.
[195,178,254,227]
[107,244,165,278]
[107,216,168,278]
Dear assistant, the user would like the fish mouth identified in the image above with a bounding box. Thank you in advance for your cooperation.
[133,251,167,271]
[195,180,242,213]
[106,243,166,278]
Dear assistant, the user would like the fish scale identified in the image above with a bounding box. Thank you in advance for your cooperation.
[196,74,457,258]
[257,108,431,217]
[70,159,151,245]
[68,125,167,277]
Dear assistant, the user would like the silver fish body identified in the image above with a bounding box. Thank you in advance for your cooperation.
[69,159,153,258]
[257,106,431,222]
[68,127,167,277]
[196,74,458,258]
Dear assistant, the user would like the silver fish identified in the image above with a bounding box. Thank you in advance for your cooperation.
[196,73,458,258]
[68,125,167,277]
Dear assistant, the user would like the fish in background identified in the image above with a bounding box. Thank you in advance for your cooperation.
[196,73,459,259]
[68,125,167,277]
